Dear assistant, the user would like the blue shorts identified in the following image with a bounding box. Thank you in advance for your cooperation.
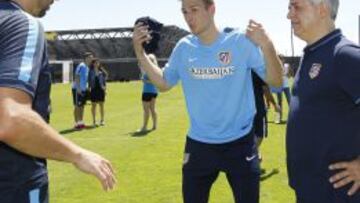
[0,180,48,203]
[182,131,260,203]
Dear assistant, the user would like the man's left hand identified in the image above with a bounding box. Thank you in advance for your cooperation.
[329,157,360,196]
[245,19,271,48]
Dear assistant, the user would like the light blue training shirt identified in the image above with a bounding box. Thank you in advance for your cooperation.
[142,73,158,94]
[163,29,266,144]
[75,62,89,91]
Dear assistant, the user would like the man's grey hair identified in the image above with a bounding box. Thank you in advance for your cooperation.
[309,0,339,20]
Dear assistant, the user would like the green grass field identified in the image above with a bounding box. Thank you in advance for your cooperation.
[48,82,295,203]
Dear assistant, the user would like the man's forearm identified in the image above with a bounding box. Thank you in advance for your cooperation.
[1,105,82,164]
[261,42,283,87]
[135,49,170,91]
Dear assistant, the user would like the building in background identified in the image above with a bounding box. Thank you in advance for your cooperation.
[46,25,188,83]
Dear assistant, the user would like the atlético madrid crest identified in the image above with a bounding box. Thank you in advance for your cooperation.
[309,63,322,79]
[219,51,231,65]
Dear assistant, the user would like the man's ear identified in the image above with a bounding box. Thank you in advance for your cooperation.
[208,3,215,15]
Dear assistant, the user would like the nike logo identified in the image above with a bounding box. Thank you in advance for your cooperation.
[188,57,197,62]
[245,154,257,162]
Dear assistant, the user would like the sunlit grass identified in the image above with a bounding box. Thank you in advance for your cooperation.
[48,82,295,203]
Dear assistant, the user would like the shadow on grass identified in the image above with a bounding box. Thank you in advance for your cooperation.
[260,168,280,182]
[129,129,155,137]
[59,125,98,135]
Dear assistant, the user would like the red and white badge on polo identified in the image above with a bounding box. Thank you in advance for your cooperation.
[309,63,322,79]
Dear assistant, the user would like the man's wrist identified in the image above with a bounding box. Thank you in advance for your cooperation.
[134,45,145,56]
[69,147,85,165]
[259,39,274,51]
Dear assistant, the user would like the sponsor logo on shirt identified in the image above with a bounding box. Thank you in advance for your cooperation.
[309,63,322,79]
[189,66,235,79]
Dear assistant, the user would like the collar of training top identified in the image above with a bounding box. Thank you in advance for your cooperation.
[304,29,342,53]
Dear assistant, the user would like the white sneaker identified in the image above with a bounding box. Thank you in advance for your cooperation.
[99,120,105,126]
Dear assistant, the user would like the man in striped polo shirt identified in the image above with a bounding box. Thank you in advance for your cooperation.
[0,1,116,202]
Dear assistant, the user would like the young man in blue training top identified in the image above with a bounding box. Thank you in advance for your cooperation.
[0,1,116,202]
[133,0,282,202]
[286,0,360,202]
[73,52,93,129]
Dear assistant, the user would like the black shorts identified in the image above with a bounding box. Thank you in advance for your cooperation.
[253,114,267,138]
[90,89,105,102]
[0,179,48,203]
[72,89,87,107]
[142,93,158,102]
[182,131,260,203]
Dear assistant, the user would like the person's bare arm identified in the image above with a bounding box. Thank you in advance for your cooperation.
[132,23,171,92]
[0,87,116,191]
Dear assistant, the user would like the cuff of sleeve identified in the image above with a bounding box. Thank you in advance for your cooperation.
[0,78,35,99]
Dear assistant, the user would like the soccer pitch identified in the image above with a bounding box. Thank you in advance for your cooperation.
[48,82,295,203]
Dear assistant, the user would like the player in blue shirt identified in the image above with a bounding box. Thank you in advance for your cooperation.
[133,0,283,202]
[287,0,360,202]
[72,52,93,129]
[0,1,115,202]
